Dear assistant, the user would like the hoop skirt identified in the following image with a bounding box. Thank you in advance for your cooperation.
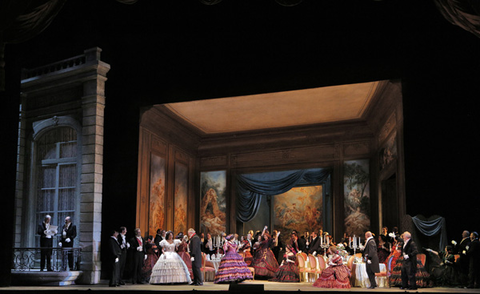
[430,251,459,286]
[313,254,351,289]
[214,241,253,283]
[270,254,299,282]
[149,239,192,284]
[251,239,279,279]
[176,242,193,280]
[142,242,159,282]
[388,255,432,288]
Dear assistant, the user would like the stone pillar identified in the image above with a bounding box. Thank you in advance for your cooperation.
[77,48,110,284]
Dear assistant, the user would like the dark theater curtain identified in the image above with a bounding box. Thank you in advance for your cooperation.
[236,168,331,223]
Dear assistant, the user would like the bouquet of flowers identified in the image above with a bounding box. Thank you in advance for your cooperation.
[336,243,348,257]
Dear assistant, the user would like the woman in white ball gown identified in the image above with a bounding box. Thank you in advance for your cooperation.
[149,231,192,284]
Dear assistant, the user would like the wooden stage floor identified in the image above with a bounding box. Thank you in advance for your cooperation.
[1,280,479,294]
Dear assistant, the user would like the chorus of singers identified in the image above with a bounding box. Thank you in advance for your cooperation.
[105,224,480,289]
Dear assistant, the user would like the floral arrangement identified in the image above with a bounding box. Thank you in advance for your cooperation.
[336,243,348,257]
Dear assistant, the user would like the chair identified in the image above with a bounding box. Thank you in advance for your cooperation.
[386,254,395,276]
[417,253,426,267]
[296,253,308,282]
[347,255,355,270]
[306,254,321,282]
[317,255,326,271]
[374,263,388,287]
[200,252,216,282]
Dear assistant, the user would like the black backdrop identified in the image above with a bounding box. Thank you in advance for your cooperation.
[1,0,480,283]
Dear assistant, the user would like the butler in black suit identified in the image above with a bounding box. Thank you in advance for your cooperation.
[188,228,203,286]
[455,230,471,287]
[37,215,57,271]
[60,216,77,270]
[128,228,146,284]
[108,229,122,287]
[117,226,130,285]
[363,231,380,289]
[401,231,418,290]
[467,232,480,288]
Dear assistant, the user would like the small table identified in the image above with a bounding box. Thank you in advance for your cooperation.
[351,262,387,288]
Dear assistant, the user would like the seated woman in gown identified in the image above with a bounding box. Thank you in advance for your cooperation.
[270,245,299,282]
[149,231,192,285]
[313,245,351,289]
[427,245,459,287]
[214,234,253,284]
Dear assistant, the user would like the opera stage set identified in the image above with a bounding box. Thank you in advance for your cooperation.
[2,0,480,292]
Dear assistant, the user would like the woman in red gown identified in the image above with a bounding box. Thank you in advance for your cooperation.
[251,227,279,279]
[175,232,193,280]
[313,245,351,289]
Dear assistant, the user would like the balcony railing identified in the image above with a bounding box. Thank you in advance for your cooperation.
[12,247,82,272]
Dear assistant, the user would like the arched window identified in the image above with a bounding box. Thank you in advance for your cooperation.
[35,127,79,246]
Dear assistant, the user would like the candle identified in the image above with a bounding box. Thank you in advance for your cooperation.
[349,237,352,248]
[358,237,361,247]
[353,235,356,248]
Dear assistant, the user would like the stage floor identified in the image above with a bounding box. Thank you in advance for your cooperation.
[1,280,479,293]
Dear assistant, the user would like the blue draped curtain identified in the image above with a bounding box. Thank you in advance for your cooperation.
[412,215,447,250]
[236,168,331,223]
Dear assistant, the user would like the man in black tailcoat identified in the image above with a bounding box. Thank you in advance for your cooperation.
[108,229,122,287]
[60,216,77,270]
[117,226,129,285]
[467,232,480,288]
[37,215,57,271]
[188,228,203,286]
[128,228,146,284]
[455,230,471,287]
[401,231,418,290]
[363,231,380,289]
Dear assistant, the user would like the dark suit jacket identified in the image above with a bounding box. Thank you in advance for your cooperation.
[363,237,380,273]
[37,223,54,247]
[299,237,307,252]
[189,234,202,267]
[108,236,122,261]
[457,237,471,269]
[467,238,480,265]
[308,237,321,254]
[61,223,77,246]
[129,236,146,259]
[153,234,163,250]
[402,238,418,273]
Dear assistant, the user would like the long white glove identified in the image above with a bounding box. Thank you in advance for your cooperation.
[127,243,130,249]
[367,260,372,264]
[137,246,142,251]
[191,257,195,261]
[115,258,119,263]
[451,240,457,245]
[404,254,409,260]
[144,255,147,260]
[65,238,71,243]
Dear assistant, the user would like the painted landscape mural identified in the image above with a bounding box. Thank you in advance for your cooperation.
[200,171,227,236]
[273,186,323,246]
[174,162,188,234]
[149,153,165,236]
[344,159,370,237]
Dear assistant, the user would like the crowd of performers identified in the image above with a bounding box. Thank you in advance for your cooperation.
[107,224,480,289]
